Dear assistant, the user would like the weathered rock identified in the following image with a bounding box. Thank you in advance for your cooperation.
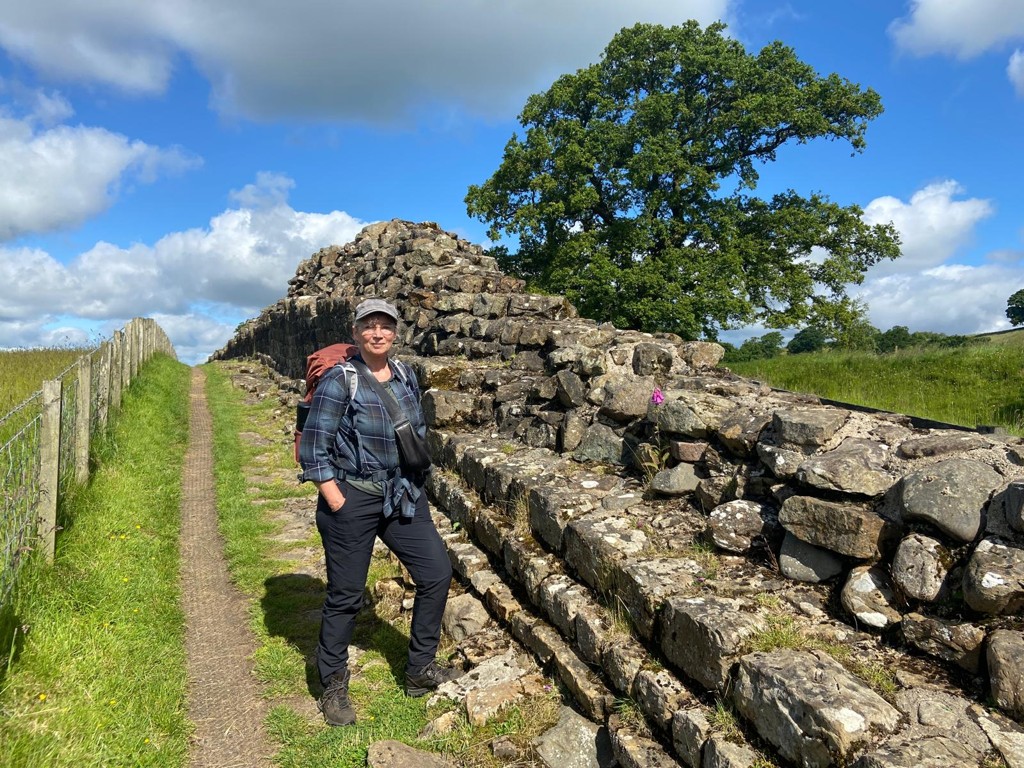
[534,707,614,768]
[778,531,845,583]
[670,440,708,463]
[632,343,675,377]
[648,399,710,438]
[547,345,606,377]
[563,510,649,593]
[897,458,1003,543]
[733,649,901,768]
[694,474,737,512]
[702,735,759,767]
[773,407,848,449]
[616,557,697,641]
[422,389,492,427]
[602,635,647,695]
[678,341,724,370]
[796,439,894,497]
[574,423,628,465]
[632,668,693,735]
[779,495,897,560]
[660,596,761,693]
[962,537,1024,615]
[442,592,491,642]
[971,706,1024,768]
[608,724,680,768]
[840,564,902,630]
[756,442,804,480]
[367,740,454,768]
[671,707,711,768]
[852,733,982,768]
[528,482,604,553]
[897,432,990,459]
[901,612,986,673]
[891,533,953,602]
[650,463,701,496]
[988,630,1024,719]
[601,379,656,422]
[715,408,771,457]
[1005,479,1024,535]
[707,499,779,554]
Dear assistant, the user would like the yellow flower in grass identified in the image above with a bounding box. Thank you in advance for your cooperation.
[38,693,47,702]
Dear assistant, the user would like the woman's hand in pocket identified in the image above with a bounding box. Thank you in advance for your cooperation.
[317,479,346,512]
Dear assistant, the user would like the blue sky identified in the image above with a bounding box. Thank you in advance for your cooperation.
[0,0,1022,364]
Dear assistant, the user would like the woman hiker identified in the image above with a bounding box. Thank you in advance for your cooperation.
[299,297,457,726]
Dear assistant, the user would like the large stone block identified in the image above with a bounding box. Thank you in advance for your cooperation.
[660,596,761,693]
[733,649,901,768]
[897,458,1003,543]
[779,495,898,560]
[563,510,649,593]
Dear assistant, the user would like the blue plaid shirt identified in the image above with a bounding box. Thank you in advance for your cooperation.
[299,356,427,516]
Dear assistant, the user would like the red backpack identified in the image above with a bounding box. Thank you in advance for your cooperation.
[293,343,358,463]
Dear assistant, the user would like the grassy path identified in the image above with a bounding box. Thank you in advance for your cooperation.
[0,355,193,766]
[180,367,273,767]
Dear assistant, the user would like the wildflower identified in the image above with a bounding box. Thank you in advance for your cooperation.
[651,387,665,405]
[38,693,47,701]
[122,577,129,583]
[144,738,150,744]
[109,699,117,706]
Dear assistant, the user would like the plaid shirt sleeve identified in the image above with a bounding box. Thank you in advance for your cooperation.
[298,368,350,483]
[299,358,427,484]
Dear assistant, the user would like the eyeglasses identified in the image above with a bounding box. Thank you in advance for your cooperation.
[358,322,397,335]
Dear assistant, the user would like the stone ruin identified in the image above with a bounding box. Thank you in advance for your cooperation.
[214,219,1024,768]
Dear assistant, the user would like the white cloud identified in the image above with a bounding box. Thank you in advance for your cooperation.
[856,263,1024,336]
[0,174,368,363]
[150,311,240,366]
[1009,49,1024,96]
[852,179,1024,335]
[889,0,1024,58]
[0,98,201,242]
[862,181,994,275]
[0,1,731,122]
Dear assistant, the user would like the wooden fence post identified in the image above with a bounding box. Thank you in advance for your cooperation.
[96,342,111,431]
[38,379,61,563]
[75,354,91,484]
[111,330,123,412]
[131,320,140,379]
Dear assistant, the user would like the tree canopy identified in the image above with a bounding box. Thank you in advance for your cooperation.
[466,21,900,339]
[1007,289,1024,326]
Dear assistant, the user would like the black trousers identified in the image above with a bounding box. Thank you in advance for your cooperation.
[315,480,452,686]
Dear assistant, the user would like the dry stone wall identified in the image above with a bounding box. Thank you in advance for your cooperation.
[214,220,1024,767]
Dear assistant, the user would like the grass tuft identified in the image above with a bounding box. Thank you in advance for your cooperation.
[0,354,192,766]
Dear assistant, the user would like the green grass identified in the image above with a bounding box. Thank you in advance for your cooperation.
[728,344,1024,433]
[203,361,563,768]
[0,347,92,415]
[0,354,192,767]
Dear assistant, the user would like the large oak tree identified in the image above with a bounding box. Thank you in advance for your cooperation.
[466,21,900,339]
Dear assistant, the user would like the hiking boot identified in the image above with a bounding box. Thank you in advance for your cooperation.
[405,661,460,698]
[318,670,356,726]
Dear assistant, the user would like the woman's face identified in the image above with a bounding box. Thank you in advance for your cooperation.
[353,312,397,358]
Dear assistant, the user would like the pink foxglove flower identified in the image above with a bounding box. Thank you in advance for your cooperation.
[651,387,665,405]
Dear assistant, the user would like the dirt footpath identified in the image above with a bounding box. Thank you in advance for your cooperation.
[179,368,273,768]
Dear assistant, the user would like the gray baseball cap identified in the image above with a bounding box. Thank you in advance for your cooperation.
[354,298,400,323]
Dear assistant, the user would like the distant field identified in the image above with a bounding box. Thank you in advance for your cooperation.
[0,348,93,417]
[728,344,1024,434]
[977,328,1024,347]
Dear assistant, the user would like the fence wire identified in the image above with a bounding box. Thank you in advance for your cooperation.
[0,415,41,607]
[59,374,79,496]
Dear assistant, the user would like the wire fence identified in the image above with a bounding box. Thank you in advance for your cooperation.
[0,319,176,610]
